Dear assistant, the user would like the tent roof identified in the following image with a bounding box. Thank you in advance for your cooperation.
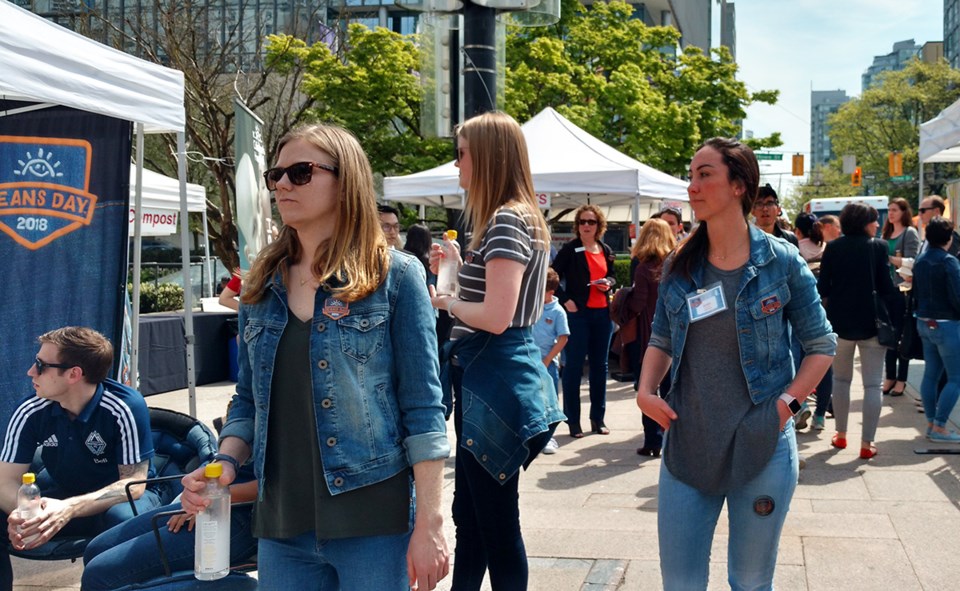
[383,107,688,208]
[0,1,185,133]
[133,165,206,212]
[920,97,960,163]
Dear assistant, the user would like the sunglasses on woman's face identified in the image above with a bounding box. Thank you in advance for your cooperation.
[578,219,598,226]
[262,162,338,190]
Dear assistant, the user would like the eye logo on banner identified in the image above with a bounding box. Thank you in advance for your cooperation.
[0,135,98,250]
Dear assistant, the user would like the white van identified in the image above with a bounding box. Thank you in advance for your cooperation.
[803,196,889,234]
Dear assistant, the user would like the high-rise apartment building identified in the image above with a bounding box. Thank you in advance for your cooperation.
[861,39,921,91]
[810,90,849,169]
[946,0,960,67]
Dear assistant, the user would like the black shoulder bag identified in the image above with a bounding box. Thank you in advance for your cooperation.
[868,242,899,349]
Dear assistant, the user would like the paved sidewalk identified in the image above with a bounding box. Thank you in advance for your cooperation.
[14,360,960,590]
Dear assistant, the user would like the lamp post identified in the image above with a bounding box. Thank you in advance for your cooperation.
[398,0,560,129]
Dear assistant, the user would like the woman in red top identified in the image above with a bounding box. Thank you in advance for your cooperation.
[552,205,617,437]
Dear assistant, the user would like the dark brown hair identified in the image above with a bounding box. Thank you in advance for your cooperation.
[670,137,759,280]
[39,327,113,384]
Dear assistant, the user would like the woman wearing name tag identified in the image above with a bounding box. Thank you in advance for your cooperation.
[552,204,618,437]
[179,124,450,591]
[635,137,835,590]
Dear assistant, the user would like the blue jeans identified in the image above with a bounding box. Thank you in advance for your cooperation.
[451,367,528,591]
[546,362,559,400]
[658,421,798,590]
[561,307,613,430]
[256,529,412,591]
[918,319,960,427]
[81,502,257,591]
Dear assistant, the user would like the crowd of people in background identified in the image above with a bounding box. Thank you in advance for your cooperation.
[9,122,960,591]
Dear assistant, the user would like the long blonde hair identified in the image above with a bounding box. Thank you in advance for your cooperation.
[631,218,676,264]
[241,124,389,304]
[457,111,550,251]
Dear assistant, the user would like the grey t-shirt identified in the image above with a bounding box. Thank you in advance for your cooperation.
[663,262,781,495]
[451,205,549,340]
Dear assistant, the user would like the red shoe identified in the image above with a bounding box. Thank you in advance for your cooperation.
[859,445,878,460]
[831,434,847,449]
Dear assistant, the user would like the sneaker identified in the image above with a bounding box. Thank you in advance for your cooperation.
[542,437,559,454]
[812,415,825,431]
[795,403,812,430]
[929,430,960,443]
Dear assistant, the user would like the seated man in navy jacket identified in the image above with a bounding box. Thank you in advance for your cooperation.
[0,327,159,590]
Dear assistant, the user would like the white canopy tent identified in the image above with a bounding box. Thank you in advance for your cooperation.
[383,107,689,229]
[918,98,960,222]
[0,0,201,416]
[131,164,207,235]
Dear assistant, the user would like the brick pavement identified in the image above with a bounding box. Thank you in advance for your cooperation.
[13,358,960,590]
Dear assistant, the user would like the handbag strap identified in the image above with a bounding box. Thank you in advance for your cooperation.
[867,240,879,297]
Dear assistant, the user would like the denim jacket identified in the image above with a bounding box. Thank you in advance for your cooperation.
[221,250,450,497]
[913,247,960,320]
[441,328,566,484]
[649,225,836,404]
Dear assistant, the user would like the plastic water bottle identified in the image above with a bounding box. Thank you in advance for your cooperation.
[436,229,459,296]
[194,462,231,580]
[17,472,41,547]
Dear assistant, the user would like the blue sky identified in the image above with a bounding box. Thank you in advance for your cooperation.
[731,0,944,193]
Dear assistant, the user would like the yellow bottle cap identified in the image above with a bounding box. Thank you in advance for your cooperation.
[445,230,458,240]
[205,463,223,478]
[21,473,35,485]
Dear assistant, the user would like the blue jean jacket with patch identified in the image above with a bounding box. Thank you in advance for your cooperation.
[441,327,566,484]
[649,225,836,404]
[220,250,450,497]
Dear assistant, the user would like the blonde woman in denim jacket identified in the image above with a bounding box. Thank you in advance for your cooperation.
[429,111,564,591]
[635,138,835,590]
[180,124,450,591]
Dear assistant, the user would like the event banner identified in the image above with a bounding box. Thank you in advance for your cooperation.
[0,100,131,425]
[234,99,271,272]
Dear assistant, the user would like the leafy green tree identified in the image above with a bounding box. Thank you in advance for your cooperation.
[792,167,862,208]
[266,25,452,178]
[819,59,960,204]
[75,0,320,271]
[505,0,780,176]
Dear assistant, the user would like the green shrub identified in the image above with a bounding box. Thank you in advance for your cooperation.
[613,258,633,288]
[131,282,184,313]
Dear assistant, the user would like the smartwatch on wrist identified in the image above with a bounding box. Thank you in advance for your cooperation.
[778,393,802,415]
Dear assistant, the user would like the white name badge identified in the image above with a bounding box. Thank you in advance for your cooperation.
[687,282,728,323]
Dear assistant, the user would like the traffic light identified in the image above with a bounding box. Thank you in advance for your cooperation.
[851,167,862,187]
[791,154,804,176]
[888,152,903,177]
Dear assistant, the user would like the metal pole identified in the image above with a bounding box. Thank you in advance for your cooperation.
[462,1,496,118]
[131,124,144,389]
[177,132,198,418]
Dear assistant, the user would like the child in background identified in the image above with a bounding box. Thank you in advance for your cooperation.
[533,267,570,454]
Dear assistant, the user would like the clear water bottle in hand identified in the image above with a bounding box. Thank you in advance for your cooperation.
[194,462,231,580]
[17,472,41,547]
[436,229,460,297]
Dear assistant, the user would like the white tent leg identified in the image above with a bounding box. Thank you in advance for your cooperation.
[203,209,212,298]
[131,123,144,389]
[177,132,197,418]
[632,193,641,248]
[919,162,925,237]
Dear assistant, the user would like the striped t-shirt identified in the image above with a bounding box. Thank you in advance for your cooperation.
[451,206,549,340]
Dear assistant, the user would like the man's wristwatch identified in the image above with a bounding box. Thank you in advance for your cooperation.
[778,393,803,415]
